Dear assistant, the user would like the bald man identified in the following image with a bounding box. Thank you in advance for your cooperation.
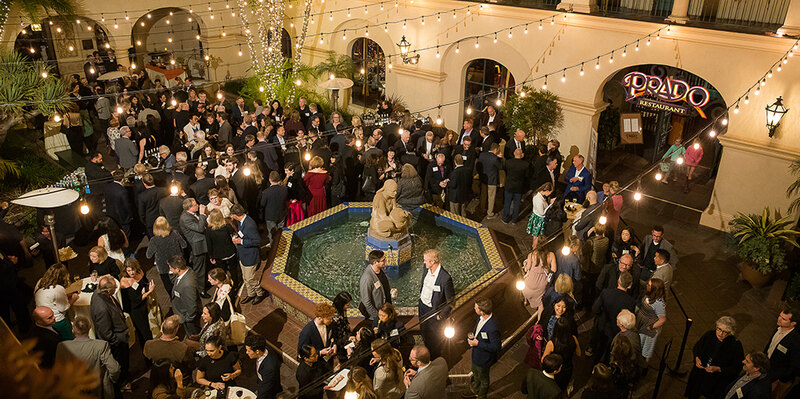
[31,306,62,368]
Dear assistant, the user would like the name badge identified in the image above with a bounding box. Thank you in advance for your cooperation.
[736,388,743,398]
[481,332,488,339]
[432,167,438,172]
[390,329,399,337]
[778,344,788,354]
[433,285,441,292]
[462,155,468,161]
[174,291,181,298]
[287,182,293,188]
[237,231,244,238]
[374,281,382,289]
[622,249,629,255]
[131,282,139,290]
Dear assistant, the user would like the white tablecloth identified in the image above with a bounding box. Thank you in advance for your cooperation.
[71,277,134,346]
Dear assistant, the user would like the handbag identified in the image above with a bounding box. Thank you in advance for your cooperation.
[362,175,376,193]
[228,312,248,345]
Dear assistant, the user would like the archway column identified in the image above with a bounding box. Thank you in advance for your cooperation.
[557,0,598,14]
[666,0,690,24]
[557,98,609,175]
[779,0,800,36]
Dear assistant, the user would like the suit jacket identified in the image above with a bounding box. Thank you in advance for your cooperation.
[114,137,138,169]
[375,137,390,153]
[171,170,192,193]
[525,369,562,399]
[504,158,530,194]
[596,263,641,299]
[179,211,208,255]
[563,165,593,202]
[31,325,61,368]
[171,269,201,324]
[85,161,112,197]
[448,165,473,204]
[640,235,679,269]
[504,138,526,159]
[259,184,288,222]
[359,265,389,323]
[256,350,283,399]
[190,177,216,205]
[472,316,501,368]
[452,146,478,173]
[297,320,334,354]
[90,292,129,346]
[477,151,501,185]
[159,195,185,231]
[574,202,603,239]
[56,337,120,399]
[229,169,249,207]
[458,129,481,147]
[218,121,233,146]
[592,288,635,339]
[405,357,448,399]
[724,374,771,399]
[236,215,261,266]
[104,182,132,226]
[765,328,800,382]
[419,266,455,319]
[425,163,451,195]
[533,165,557,192]
[137,186,165,231]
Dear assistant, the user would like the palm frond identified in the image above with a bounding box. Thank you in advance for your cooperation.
[0,158,21,179]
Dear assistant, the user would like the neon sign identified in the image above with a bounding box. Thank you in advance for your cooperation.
[621,72,711,118]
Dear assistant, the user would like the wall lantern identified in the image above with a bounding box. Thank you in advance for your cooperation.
[397,35,420,64]
[765,96,789,138]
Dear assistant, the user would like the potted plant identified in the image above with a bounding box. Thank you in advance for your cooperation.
[728,207,800,287]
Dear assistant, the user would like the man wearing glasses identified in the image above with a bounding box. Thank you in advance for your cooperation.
[639,225,678,274]
[596,253,641,299]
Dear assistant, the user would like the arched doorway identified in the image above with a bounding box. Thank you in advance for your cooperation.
[595,64,727,215]
[131,8,206,79]
[463,58,515,115]
[268,28,292,59]
[15,18,112,78]
[351,37,385,109]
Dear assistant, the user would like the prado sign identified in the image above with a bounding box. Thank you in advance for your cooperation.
[621,72,711,118]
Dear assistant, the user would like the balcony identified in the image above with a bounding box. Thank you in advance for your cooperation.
[483,0,792,35]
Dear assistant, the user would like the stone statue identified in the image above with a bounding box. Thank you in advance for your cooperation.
[368,179,411,240]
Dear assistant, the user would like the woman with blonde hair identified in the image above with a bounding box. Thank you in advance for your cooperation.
[371,338,406,399]
[146,216,186,293]
[344,366,379,399]
[89,246,120,277]
[35,264,79,339]
[304,156,330,216]
[120,258,155,343]
[521,247,556,310]
[205,209,241,288]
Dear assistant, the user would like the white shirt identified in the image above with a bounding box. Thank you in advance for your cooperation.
[420,265,441,307]
[514,140,522,149]
[277,136,286,150]
[425,141,433,154]
[548,167,555,185]
[475,314,492,337]
[768,327,795,357]
[34,285,70,322]
[173,270,188,291]
[532,192,550,217]
[256,352,268,380]
[574,166,585,179]
[183,122,200,143]
[460,130,473,144]
[315,319,328,344]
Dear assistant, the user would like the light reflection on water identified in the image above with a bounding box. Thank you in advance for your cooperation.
[288,212,489,307]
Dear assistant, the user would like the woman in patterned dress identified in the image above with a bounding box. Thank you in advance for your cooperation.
[527,182,554,250]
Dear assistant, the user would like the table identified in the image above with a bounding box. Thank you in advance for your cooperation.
[71,277,134,346]
[144,64,186,87]
[200,387,256,399]
[562,201,584,239]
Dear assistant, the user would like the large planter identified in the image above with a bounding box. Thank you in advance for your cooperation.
[740,261,772,288]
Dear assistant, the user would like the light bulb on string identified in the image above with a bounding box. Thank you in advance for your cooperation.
[475,38,479,49]
[520,91,526,97]
[384,24,388,33]
[496,98,502,106]
[243,167,251,176]
[768,70,773,78]
[304,152,311,161]
[733,104,739,114]
[53,114,62,122]
[646,37,651,46]
[455,42,460,54]
[760,79,766,86]
[329,14,333,21]
[599,215,608,225]
[579,63,585,76]
[693,143,700,150]
[347,8,351,17]
[76,19,81,24]
[168,37,173,43]
[656,32,660,40]
[140,21,145,27]
[676,157,684,165]
[595,57,600,69]
[609,52,614,63]
[57,26,62,32]
[365,28,369,37]
[443,325,455,339]
[238,48,243,57]
[622,46,627,57]
[508,30,513,38]
[777,65,782,72]
[403,20,406,29]
[524,25,529,34]
[563,13,567,20]
[435,47,440,58]
[131,62,137,69]
[41,71,47,78]
[100,13,105,22]
[364,5,368,14]
[783,56,789,63]
[171,99,177,106]
[437,14,441,22]
[561,245,571,256]
[453,11,457,18]
[516,280,526,291]
[467,8,471,15]
[635,41,640,51]
[721,118,728,126]
[541,75,548,90]
[633,191,642,201]
[319,34,324,44]
[68,45,74,52]
[342,31,346,40]
[80,200,90,215]
[125,12,129,20]
[655,172,662,181]
[196,34,201,40]
[493,33,497,44]
[466,107,472,115]
[755,87,761,96]
[421,17,424,26]
[744,95,749,104]
[436,115,442,125]
[550,17,555,25]
[561,69,566,83]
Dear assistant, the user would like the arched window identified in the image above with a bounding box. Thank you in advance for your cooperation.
[351,38,385,108]
[464,59,515,114]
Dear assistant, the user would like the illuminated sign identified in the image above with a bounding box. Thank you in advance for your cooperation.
[621,71,711,118]
[636,98,688,116]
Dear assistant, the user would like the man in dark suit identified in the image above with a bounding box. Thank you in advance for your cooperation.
[137,173,164,237]
[179,198,209,298]
[481,105,504,139]
[574,190,601,240]
[533,156,559,193]
[159,183,186,232]
[458,119,480,146]
[418,249,455,359]
[226,158,249,208]
[230,204,267,305]
[245,334,282,399]
[639,225,679,272]
[425,153,451,209]
[502,148,529,224]
[477,143,502,218]
[393,130,417,167]
[477,126,495,153]
[231,97,249,128]
[259,172,288,248]
[447,156,472,217]
[90,276,130,393]
[765,305,800,397]
[563,154,593,203]
[591,271,636,362]
[373,129,390,154]
[56,316,120,399]
[416,131,437,174]
[170,161,193,191]
[467,298,502,399]
[382,115,401,146]
[404,345,448,398]
[105,170,133,238]
[596,254,641,299]
[453,136,478,173]
[297,303,335,360]
[85,151,111,214]
[190,167,216,205]
[505,129,527,159]
[525,354,563,399]
[253,130,280,173]
[168,256,202,336]
[31,306,62,368]
[723,352,772,399]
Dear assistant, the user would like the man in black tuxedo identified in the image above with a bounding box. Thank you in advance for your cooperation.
[765,305,800,398]
[31,306,62,368]
[425,153,451,209]
[447,156,472,217]
[259,172,288,248]
[105,170,133,238]
[504,129,527,159]
[480,105,504,139]
[136,173,165,237]
[502,148,529,223]
[245,334,282,399]
[418,249,455,359]
[190,167,216,205]
[85,151,111,214]
[477,143,503,218]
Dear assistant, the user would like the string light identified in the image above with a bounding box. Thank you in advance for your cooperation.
[647,37,651,46]
[755,87,761,95]
[622,46,627,57]
[599,215,608,225]
[403,20,407,29]
[435,47,440,58]
[455,42,460,54]
[493,33,497,44]
[539,21,543,30]
[633,191,642,201]
[508,29,513,38]
[561,245,571,256]
[515,280,525,291]
[41,71,47,78]
[744,95,749,104]
[676,157,684,165]
[80,200,90,215]
[443,325,455,338]
[524,25,528,34]
[760,78,766,86]
[709,129,717,137]
[474,38,479,49]
[466,107,472,115]
[579,63,585,76]
[767,70,773,78]
[609,52,614,63]
[53,114,61,122]
[495,98,502,106]
[541,75,548,90]
[520,91,526,97]
[655,172,663,181]
[733,104,740,114]
[635,41,639,51]
[595,57,600,69]
[721,118,728,126]
[561,69,566,82]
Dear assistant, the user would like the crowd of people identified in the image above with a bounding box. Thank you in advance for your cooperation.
[0,76,796,399]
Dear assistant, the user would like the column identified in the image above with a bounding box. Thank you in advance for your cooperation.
[666,0,690,24]
[779,0,800,36]
[557,0,598,14]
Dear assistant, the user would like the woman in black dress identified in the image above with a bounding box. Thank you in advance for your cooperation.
[205,209,241,289]
[611,227,641,264]
[541,317,581,390]
[330,291,353,363]
[684,317,744,399]
[296,344,329,399]
[374,303,405,346]
[120,258,155,344]
[88,246,120,277]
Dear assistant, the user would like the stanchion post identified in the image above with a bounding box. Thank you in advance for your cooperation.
[652,339,673,399]
[672,317,693,374]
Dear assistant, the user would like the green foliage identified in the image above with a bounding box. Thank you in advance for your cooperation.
[728,207,800,274]
[597,105,621,150]
[0,51,70,119]
[0,129,64,192]
[314,51,356,80]
[787,157,800,214]
[786,272,800,302]
[14,0,76,22]
[502,86,564,145]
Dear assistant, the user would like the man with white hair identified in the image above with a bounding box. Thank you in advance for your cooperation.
[114,126,138,170]
[90,275,130,394]
[614,309,644,367]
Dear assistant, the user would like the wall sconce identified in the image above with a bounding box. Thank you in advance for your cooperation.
[766,96,789,138]
[397,35,420,64]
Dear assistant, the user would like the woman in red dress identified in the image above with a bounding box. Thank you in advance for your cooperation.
[304,156,331,217]
[605,180,623,237]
